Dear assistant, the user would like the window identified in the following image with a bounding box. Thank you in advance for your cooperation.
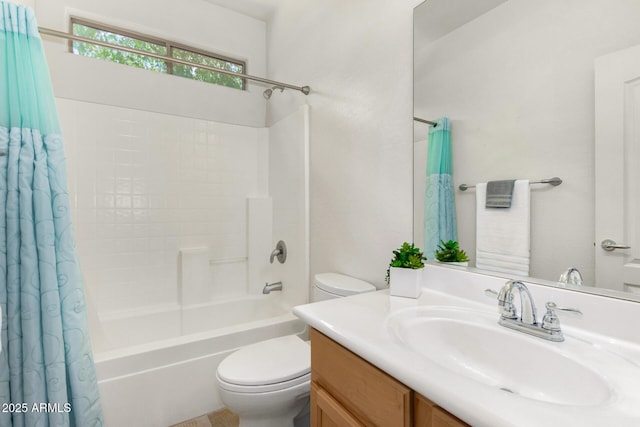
[70,18,246,90]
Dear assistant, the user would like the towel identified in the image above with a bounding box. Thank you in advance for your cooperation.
[486,179,515,208]
[476,180,530,276]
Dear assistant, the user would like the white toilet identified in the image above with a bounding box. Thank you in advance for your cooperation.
[216,273,376,427]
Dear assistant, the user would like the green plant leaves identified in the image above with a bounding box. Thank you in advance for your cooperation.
[385,242,426,283]
[435,240,469,263]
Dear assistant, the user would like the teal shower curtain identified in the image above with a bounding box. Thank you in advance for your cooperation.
[423,117,457,259]
[0,3,103,426]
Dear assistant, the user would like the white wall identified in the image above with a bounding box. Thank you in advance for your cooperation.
[267,0,420,289]
[36,0,267,126]
[34,0,421,297]
[414,0,640,284]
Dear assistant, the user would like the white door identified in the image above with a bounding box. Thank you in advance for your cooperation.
[595,44,640,292]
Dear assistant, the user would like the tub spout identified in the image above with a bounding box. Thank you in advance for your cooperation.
[263,281,283,294]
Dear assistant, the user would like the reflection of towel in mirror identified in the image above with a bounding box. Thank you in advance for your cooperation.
[486,179,515,208]
[476,180,530,276]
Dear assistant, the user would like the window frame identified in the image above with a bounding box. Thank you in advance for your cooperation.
[69,17,247,90]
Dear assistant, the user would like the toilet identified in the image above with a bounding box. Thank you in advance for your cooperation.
[216,273,376,427]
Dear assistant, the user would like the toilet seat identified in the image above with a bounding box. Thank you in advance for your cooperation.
[217,335,310,394]
[217,372,310,394]
[315,272,376,296]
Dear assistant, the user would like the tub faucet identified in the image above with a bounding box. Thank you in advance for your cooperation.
[263,281,283,294]
[486,280,582,342]
[558,267,583,286]
[270,240,287,264]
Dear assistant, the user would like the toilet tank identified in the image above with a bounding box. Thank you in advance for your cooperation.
[313,273,376,302]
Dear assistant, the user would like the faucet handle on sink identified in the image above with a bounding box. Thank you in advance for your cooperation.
[484,288,498,298]
[484,288,518,319]
[541,302,582,332]
[484,289,518,319]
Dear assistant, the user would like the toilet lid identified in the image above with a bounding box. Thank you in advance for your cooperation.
[315,273,375,296]
[217,335,310,387]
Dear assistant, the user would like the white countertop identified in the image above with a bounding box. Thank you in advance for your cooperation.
[293,272,640,427]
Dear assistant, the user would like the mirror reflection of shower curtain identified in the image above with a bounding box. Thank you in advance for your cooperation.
[423,117,457,259]
[0,3,104,426]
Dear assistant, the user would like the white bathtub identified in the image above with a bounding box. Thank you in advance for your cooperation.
[92,295,306,427]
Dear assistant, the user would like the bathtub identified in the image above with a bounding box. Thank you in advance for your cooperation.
[92,294,306,427]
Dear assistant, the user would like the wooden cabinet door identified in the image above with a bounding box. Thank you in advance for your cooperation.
[311,382,364,427]
[414,393,470,427]
[311,329,412,426]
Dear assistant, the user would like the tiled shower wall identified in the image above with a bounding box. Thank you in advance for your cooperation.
[57,98,268,315]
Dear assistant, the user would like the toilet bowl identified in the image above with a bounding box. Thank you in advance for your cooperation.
[216,273,375,427]
[217,335,310,427]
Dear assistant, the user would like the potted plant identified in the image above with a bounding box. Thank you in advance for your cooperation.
[386,242,425,298]
[435,240,469,266]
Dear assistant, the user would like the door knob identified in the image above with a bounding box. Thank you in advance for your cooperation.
[601,239,631,251]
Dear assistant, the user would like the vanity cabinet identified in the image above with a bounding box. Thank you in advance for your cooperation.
[310,328,469,427]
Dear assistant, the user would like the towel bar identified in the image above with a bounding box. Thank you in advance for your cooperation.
[459,177,562,191]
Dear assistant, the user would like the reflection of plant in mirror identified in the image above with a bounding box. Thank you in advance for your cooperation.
[386,242,426,284]
[435,240,469,263]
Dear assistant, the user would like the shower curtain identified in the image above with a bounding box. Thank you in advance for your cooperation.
[0,3,103,426]
[423,117,457,259]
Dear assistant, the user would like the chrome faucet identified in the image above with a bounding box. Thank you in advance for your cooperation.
[486,280,582,342]
[497,280,538,325]
[263,281,283,294]
[558,267,583,286]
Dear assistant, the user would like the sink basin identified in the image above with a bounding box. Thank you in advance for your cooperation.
[386,306,612,406]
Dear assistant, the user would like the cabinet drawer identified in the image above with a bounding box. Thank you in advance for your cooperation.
[310,328,412,427]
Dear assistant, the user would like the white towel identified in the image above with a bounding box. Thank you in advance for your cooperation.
[476,180,530,276]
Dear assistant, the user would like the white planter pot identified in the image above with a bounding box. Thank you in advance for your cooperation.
[436,260,469,267]
[389,267,423,298]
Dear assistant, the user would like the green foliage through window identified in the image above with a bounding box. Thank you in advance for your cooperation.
[172,47,244,89]
[71,18,245,90]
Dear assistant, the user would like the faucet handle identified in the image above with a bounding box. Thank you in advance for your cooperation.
[541,301,582,332]
[545,301,582,314]
[485,288,517,319]
[484,288,498,298]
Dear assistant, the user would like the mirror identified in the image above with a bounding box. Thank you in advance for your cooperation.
[413,0,640,298]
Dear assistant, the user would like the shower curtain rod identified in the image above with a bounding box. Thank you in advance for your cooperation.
[413,117,437,126]
[38,27,311,95]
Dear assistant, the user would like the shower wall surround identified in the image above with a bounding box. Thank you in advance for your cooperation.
[29,0,284,322]
[58,99,268,314]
